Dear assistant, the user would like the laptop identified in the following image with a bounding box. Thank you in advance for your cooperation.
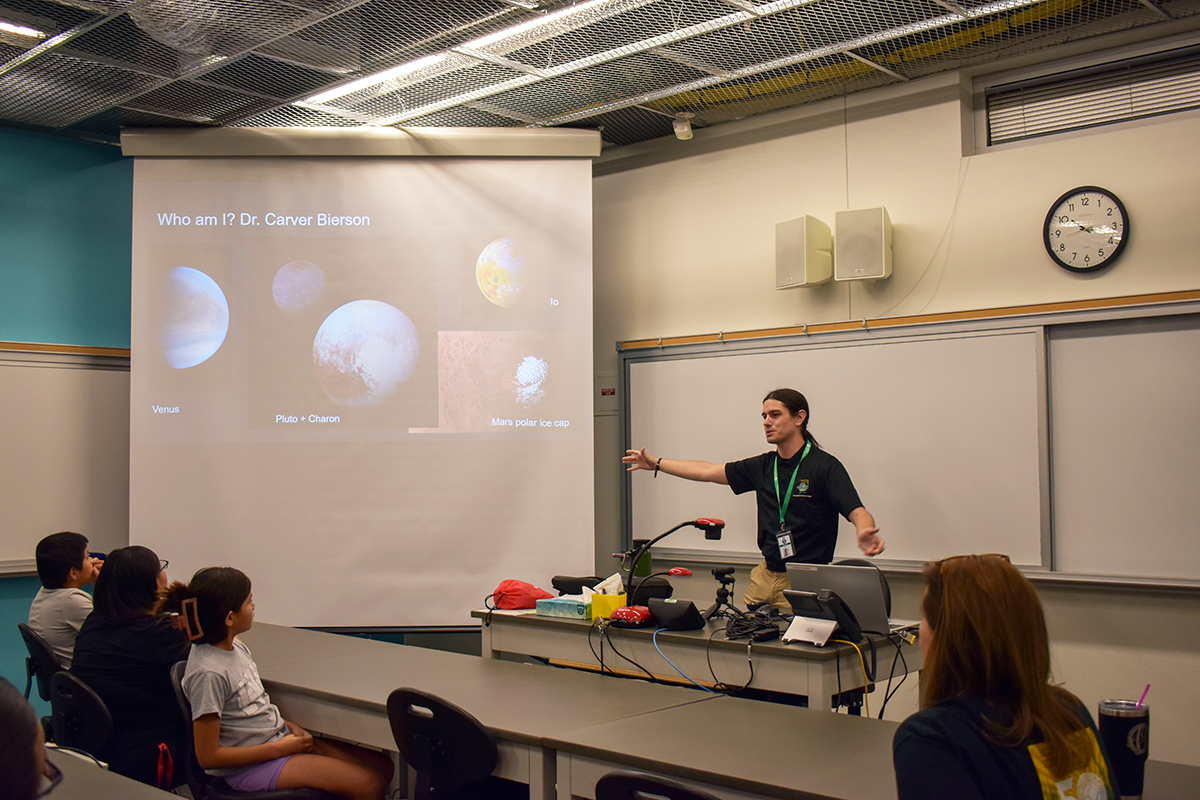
[785,562,917,635]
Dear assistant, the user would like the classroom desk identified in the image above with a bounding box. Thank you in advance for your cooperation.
[236,624,1199,800]
[550,698,1200,800]
[473,609,921,711]
[550,694,901,800]
[240,623,716,800]
[47,748,175,800]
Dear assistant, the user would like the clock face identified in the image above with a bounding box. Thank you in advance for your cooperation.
[1043,186,1128,273]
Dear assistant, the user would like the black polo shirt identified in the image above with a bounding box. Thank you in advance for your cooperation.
[725,444,863,570]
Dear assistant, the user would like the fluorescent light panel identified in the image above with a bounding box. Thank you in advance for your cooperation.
[0,20,47,39]
[300,0,611,107]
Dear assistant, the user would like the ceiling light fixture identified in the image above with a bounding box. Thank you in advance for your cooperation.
[464,0,607,50]
[0,20,47,39]
[300,0,609,109]
[673,112,694,140]
[306,53,448,105]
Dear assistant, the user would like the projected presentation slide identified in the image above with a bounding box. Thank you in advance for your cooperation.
[129,157,594,627]
[131,158,590,441]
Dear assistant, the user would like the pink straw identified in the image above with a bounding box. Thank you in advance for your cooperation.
[1136,684,1150,708]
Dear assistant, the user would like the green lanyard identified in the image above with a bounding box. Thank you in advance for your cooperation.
[774,441,811,530]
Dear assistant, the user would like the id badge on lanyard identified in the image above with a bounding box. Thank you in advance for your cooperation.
[775,529,795,559]
[773,442,810,561]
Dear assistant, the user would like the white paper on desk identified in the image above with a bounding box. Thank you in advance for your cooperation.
[591,573,625,595]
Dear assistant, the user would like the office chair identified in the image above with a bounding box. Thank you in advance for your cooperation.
[386,687,505,800]
[18,622,64,701]
[595,770,723,800]
[49,671,112,757]
[834,558,891,616]
[168,661,339,800]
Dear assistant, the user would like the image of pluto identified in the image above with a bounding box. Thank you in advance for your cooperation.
[160,266,230,369]
[475,237,524,308]
[312,299,420,407]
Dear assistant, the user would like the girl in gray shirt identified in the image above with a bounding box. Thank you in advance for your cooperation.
[160,567,393,800]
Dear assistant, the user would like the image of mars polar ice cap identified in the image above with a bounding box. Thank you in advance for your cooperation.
[515,355,548,407]
[476,237,524,308]
[272,260,326,313]
[313,299,419,407]
[161,266,230,369]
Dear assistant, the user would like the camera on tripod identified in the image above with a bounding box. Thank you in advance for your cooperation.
[703,566,741,621]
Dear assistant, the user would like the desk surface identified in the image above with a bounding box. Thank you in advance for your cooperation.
[472,608,863,662]
[473,608,920,711]
[550,695,900,800]
[48,748,175,800]
[242,623,715,748]
[240,624,1199,800]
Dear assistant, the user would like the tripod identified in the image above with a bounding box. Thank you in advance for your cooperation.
[702,567,743,621]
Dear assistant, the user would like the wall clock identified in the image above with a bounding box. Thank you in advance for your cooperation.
[1043,186,1129,273]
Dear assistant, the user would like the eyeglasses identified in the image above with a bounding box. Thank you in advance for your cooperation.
[36,758,63,798]
[159,559,169,572]
[930,553,1010,622]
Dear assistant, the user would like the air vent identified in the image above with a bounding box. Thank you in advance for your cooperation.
[987,45,1200,145]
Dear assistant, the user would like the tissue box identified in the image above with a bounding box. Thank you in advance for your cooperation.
[589,593,627,620]
[535,597,591,620]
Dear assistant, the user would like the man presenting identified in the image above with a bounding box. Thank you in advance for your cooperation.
[623,388,882,609]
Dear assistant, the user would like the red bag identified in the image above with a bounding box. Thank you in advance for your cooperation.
[489,579,553,609]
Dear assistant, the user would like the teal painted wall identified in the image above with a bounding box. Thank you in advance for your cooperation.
[1,127,131,714]
[2,576,51,716]
[0,127,132,348]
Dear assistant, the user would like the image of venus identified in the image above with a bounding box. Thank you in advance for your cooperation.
[160,266,229,369]
[476,237,524,308]
[313,299,419,407]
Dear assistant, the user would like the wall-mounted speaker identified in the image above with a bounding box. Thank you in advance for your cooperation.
[834,207,892,282]
[775,215,831,288]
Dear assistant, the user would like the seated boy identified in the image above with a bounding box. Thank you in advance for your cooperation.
[27,531,102,667]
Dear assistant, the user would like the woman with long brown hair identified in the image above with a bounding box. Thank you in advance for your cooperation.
[893,554,1116,799]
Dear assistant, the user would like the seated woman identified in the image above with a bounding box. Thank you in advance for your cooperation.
[70,545,190,789]
[893,554,1116,800]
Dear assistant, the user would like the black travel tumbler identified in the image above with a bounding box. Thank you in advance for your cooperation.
[1097,699,1149,799]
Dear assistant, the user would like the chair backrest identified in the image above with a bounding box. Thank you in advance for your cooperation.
[386,687,497,800]
[18,622,64,701]
[833,558,891,616]
[49,671,112,757]
[169,660,212,800]
[595,770,723,800]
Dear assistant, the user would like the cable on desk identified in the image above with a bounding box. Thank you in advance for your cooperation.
[652,629,715,692]
[704,627,754,694]
[877,633,909,719]
[723,607,781,640]
[601,622,660,683]
[831,638,870,718]
[587,618,616,677]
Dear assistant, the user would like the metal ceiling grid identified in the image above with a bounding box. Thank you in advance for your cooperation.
[0,0,1197,148]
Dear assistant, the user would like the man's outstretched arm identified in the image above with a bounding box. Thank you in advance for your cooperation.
[623,447,729,485]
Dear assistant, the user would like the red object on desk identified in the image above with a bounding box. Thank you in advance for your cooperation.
[609,605,653,627]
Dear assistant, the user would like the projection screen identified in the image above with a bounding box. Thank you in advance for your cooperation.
[129,144,594,627]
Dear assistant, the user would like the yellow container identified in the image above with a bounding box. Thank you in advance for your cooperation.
[590,593,627,620]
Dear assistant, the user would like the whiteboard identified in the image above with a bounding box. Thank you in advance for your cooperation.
[0,352,130,571]
[1050,314,1200,579]
[625,328,1048,567]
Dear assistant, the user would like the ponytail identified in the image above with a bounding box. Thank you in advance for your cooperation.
[156,567,252,646]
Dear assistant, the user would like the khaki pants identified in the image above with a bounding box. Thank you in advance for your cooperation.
[743,562,791,611]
